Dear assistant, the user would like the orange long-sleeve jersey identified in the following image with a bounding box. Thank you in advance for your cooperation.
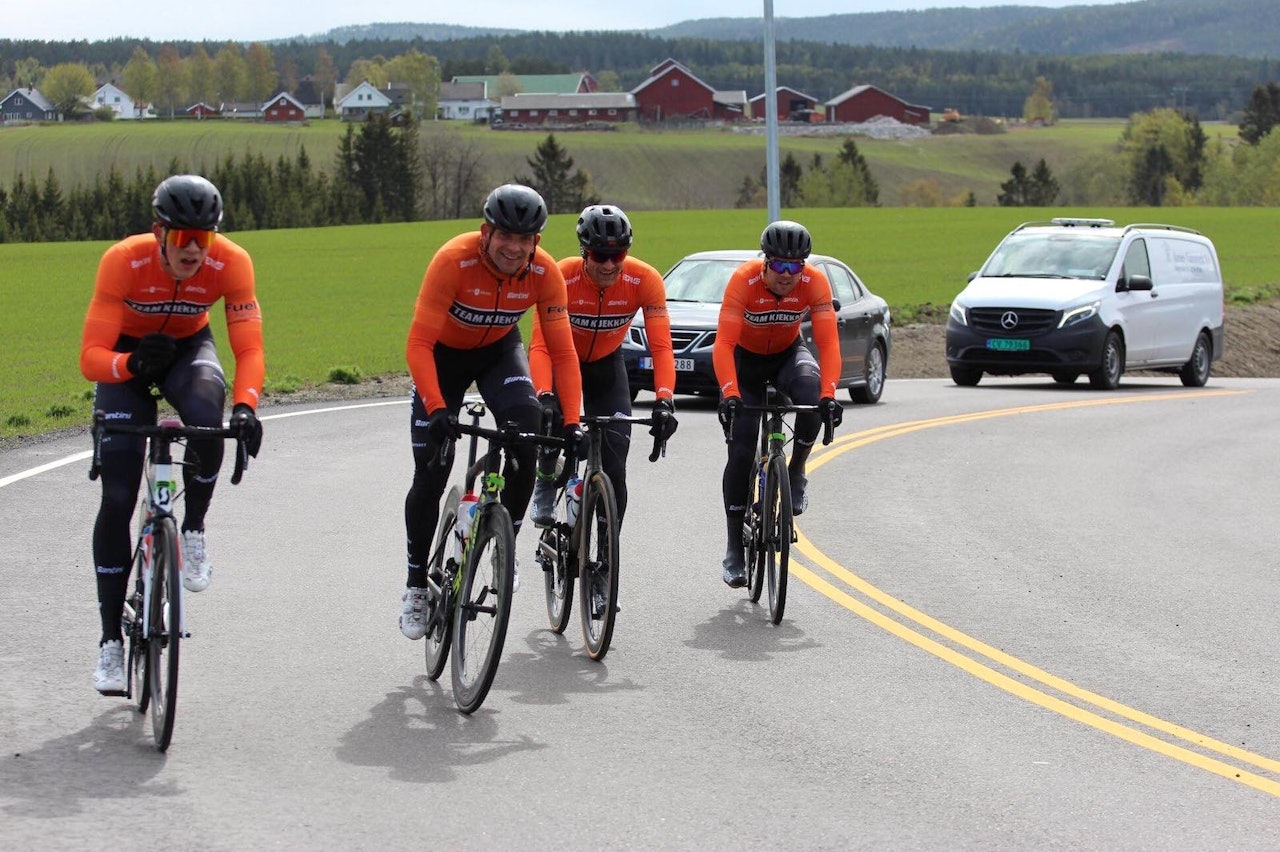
[713,259,841,399]
[528,256,676,400]
[80,232,265,409]
[405,231,582,422]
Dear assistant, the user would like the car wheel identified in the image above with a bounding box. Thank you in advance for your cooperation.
[1178,331,1212,387]
[949,365,982,387]
[1052,371,1078,385]
[849,341,886,404]
[1088,330,1124,390]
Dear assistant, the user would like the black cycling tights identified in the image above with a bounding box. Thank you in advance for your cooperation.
[92,329,227,643]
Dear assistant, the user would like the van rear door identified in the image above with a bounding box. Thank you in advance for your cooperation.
[1147,236,1223,362]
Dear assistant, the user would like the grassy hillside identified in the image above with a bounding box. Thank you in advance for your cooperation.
[0,118,1226,211]
[3,206,1275,440]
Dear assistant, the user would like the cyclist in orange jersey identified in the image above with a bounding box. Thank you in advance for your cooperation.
[80,174,264,694]
[526,204,679,528]
[713,220,843,588]
[400,184,585,640]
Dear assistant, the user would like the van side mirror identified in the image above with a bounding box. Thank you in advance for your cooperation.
[1124,274,1153,292]
[831,298,842,312]
[967,271,980,283]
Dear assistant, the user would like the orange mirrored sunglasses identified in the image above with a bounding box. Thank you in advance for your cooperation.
[164,227,217,249]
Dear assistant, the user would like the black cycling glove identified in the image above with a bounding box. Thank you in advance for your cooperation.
[126,333,178,382]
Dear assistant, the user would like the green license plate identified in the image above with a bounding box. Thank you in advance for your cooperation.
[987,338,1030,351]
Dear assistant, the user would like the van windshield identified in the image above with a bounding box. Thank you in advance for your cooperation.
[982,233,1121,280]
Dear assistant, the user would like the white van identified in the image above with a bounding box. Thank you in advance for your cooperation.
[945,218,1225,389]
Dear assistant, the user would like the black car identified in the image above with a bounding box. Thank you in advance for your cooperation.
[622,249,891,403]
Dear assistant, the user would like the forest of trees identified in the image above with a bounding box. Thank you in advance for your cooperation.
[4,30,1279,121]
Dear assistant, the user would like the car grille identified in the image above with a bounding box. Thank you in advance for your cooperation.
[638,328,714,353]
[968,307,1059,335]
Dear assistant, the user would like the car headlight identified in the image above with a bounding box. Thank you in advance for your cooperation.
[1059,301,1100,328]
[949,301,968,326]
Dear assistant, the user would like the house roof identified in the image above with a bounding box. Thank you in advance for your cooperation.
[713,91,748,107]
[453,73,592,96]
[440,81,487,101]
[335,81,393,109]
[825,83,928,111]
[264,92,306,110]
[500,93,636,111]
[2,87,55,111]
[749,86,818,104]
[630,59,716,96]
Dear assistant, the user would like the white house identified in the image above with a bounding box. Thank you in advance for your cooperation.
[335,80,394,121]
[437,81,491,121]
[91,83,150,120]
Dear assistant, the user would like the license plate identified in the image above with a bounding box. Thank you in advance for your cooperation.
[987,338,1030,351]
[640,357,696,371]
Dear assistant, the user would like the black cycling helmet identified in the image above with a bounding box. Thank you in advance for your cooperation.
[152,174,223,230]
[576,205,633,251]
[760,220,812,260]
[483,184,548,235]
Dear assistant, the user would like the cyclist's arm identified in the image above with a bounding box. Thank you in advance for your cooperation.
[80,242,138,383]
[534,256,582,424]
[526,312,554,397]
[805,272,842,399]
[221,244,265,410]
[406,251,460,413]
[712,271,750,400]
[638,267,677,401]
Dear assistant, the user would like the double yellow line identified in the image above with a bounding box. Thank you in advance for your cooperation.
[795,389,1280,796]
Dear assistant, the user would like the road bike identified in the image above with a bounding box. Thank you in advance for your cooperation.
[736,387,835,625]
[536,412,670,661]
[89,411,249,751]
[421,399,564,714]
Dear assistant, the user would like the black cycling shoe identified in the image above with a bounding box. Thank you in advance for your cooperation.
[790,473,808,516]
[722,550,747,588]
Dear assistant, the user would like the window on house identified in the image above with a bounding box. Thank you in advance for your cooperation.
[607,109,617,116]
[568,110,577,116]
[588,109,597,116]
[549,110,558,116]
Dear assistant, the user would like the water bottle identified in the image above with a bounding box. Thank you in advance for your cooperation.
[564,476,583,526]
[453,492,479,563]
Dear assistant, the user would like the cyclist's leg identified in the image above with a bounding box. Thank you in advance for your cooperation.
[164,331,226,534]
[720,348,766,583]
[584,352,633,524]
[91,380,153,653]
[476,332,541,539]
[775,343,822,511]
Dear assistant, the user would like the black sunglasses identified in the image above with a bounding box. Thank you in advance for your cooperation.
[767,259,805,275]
[586,248,627,264]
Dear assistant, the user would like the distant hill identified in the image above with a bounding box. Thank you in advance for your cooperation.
[306,0,1278,59]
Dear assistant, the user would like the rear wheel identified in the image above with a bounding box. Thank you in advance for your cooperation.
[540,521,574,634]
[1088,330,1124,390]
[1179,331,1212,387]
[577,473,620,661]
[850,341,886,404]
[745,458,765,603]
[147,517,181,751]
[763,455,792,625]
[451,503,515,714]
[950,365,982,387]
[425,487,460,682]
[128,558,150,711]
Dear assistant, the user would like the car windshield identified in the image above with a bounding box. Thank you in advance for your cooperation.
[982,233,1121,280]
[662,258,745,302]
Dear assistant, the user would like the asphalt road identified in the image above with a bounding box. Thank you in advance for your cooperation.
[4,376,1280,849]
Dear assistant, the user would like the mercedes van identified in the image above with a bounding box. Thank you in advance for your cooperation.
[945,218,1224,389]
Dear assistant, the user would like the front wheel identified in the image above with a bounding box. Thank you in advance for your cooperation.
[850,341,886,404]
[577,472,620,661]
[763,455,792,625]
[745,459,765,603]
[1179,331,1212,387]
[451,502,515,714]
[147,517,182,751]
[425,487,461,681]
[1088,330,1124,390]
[541,522,574,634]
[950,365,982,387]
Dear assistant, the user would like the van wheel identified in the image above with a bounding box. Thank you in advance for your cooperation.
[950,365,982,387]
[1052,371,1078,385]
[1178,332,1212,387]
[1088,331,1124,390]
[850,341,886,404]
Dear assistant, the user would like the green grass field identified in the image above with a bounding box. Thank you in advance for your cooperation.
[0,117,1204,209]
[3,206,1276,439]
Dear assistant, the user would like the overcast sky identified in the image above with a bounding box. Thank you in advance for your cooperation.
[8,0,1122,43]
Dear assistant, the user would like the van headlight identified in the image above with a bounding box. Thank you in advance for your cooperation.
[949,301,968,326]
[1059,301,1100,328]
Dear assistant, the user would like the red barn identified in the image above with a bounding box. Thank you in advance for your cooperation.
[825,84,930,125]
[262,92,307,123]
[631,59,746,123]
[750,86,821,122]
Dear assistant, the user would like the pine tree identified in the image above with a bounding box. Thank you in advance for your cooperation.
[1238,82,1280,146]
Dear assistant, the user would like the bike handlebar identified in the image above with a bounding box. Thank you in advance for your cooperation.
[89,410,250,484]
[578,413,670,463]
[725,402,837,446]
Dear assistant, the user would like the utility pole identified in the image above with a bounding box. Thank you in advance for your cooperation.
[763,0,780,223]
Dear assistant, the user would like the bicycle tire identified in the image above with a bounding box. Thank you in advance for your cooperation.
[764,454,792,625]
[451,503,515,714]
[540,523,574,634]
[147,517,181,751]
[746,458,766,603]
[129,552,150,711]
[577,472,620,660]
[425,487,461,682]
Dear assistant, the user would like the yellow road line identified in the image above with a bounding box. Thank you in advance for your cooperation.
[792,388,1280,794]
